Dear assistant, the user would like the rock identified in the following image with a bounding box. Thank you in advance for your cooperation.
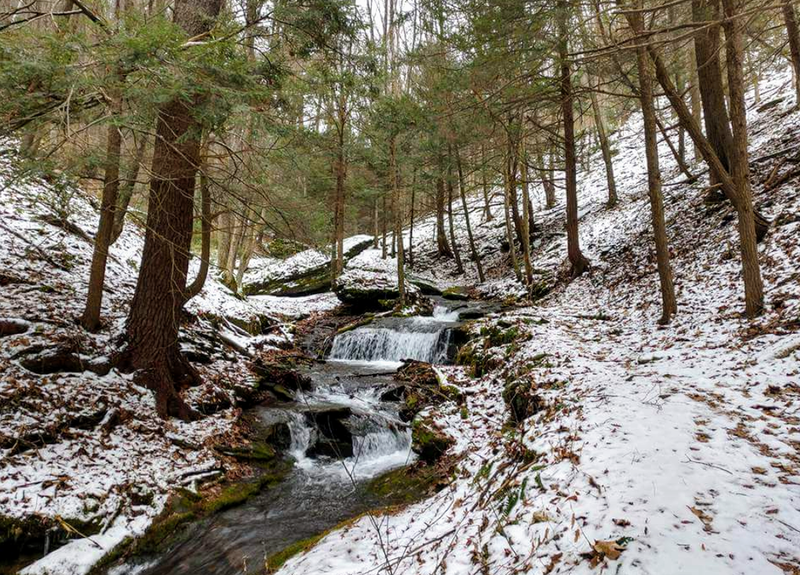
[305,407,354,458]
[442,287,469,301]
[263,422,292,451]
[395,360,463,422]
[333,249,420,310]
[411,417,454,463]
[380,385,406,402]
[409,278,442,295]
[252,351,312,401]
[0,318,30,337]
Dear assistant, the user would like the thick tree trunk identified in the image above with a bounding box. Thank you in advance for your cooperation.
[123,0,223,421]
[330,106,347,281]
[455,147,484,282]
[783,0,800,106]
[81,89,123,332]
[110,133,148,245]
[435,173,452,257]
[625,3,677,324]
[589,80,618,207]
[558,0,589,278]
[721,0,765,317]
[692,0,734,188]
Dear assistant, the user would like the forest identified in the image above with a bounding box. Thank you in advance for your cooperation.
[0,0,799,573]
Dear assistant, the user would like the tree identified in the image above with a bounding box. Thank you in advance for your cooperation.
[122,0,224,420]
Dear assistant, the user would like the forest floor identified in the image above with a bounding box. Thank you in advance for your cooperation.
[1,68,799,575]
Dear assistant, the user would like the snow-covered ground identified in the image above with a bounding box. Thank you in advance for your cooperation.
[275,70,800,574]
[0,153,342,574]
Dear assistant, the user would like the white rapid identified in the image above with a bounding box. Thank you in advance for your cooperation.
[329,306,460,364]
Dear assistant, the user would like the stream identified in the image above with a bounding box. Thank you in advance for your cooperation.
[110,299,468,575]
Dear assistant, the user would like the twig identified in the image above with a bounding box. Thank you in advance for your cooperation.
[682,455,733,474]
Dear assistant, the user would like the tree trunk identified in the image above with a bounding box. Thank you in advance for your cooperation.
[390,136,405,305]
[558,0,589,278]
[692,0,734,188]
[503,153,522,282]
[721,0,764,317]
[456,147,484,282]
[381,191,388,259]
[542,150,556,208]
[518,144,534,288]
[409,167,416,268]
[783,0,800,106]
[689,44,703,162]
[435,173,452,257]
[81,86,123,331]
[331,102,347,281]
[480,144,493,220]
[589,80,618,207]
[185,167,211,300]
[373,197,379,248]
[649,42,768,319]
[217,210,232,271]
[625,2,677,324]
[110,133,148,245]
[446,161,464,275]
[123,0,223,421]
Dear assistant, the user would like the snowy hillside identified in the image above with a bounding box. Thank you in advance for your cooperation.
[273,72,800,574]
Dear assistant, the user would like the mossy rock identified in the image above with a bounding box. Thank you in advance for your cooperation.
[1,514,102,572]
[366,462,451,504]
[442,287,469,301]
[411,418,455,463]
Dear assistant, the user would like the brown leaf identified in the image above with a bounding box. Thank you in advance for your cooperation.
[613,518,631,527]
[593,539,626,560]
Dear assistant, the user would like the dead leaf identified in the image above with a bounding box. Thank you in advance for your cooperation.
[613,518,631,527]
[593,539,627,560]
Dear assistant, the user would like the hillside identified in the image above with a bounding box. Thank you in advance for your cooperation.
[0,68,798,575]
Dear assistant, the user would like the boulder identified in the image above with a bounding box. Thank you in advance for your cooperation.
[305,407,354,458]
[251,351,312,401]
[334,249,419,311]
[411,417,454,463]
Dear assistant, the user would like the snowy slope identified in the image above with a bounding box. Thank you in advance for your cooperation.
[275,70,800,574]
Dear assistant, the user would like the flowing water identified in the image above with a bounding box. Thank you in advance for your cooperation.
[109,300,464,575]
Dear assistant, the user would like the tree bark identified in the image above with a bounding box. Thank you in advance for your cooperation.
[480,144,493,221]
[589,79,618,207]
[625,1,677,324]
[185,166,211,301]
[446,157,464,274]
[558,0,589,278]
[519,143,534,288]
[409,167,416,267]
[783,0,800,106]
[721,0,764,317]
[110,133,148,245]
[390,135,405,305]
[455,147,484,282]
[81,85,123,331]
[435,172,452,257]
[692,0,734,188]
[123,0,223,421]
[503,153,522,282]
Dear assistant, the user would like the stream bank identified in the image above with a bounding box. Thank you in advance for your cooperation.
[98,297,487,575]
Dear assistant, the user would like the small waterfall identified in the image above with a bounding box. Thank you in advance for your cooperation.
[432,305,460,322]
[285,411,314,464]
[330,326,452,363]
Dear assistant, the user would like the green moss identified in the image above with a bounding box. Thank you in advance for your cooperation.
[214,441,276,463]
[366,463,449,505]
[411,418,454,463]
[266,533,326,572]
[442,287,469,301]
